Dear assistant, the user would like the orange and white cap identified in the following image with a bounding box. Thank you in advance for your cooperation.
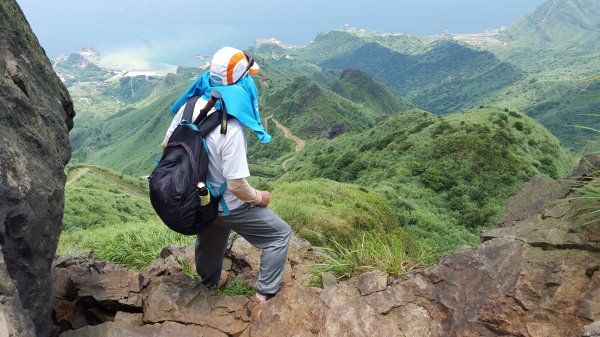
[209,47,260,86]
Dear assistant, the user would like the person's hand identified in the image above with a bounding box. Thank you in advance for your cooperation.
[256,190,271,207]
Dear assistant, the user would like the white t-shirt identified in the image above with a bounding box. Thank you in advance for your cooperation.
[165,98,249,211]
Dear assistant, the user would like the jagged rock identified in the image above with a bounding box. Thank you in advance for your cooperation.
[243,172,600,336]
[230,237,262,273]
[143,273,249,336]
[569,153,600,179]
[355,270,388,295]
[53,256,146,306]
[243,285,327,337]
[114,312,143,326]
[51,169,600,336]
[51,257,147,334]
[496,176,569,227]
[60,321,227,337]
[0,252,35,337]
[363,280,419,315]
[584,321,600,337]
[72,264,145,303]
[321,272,338,288]
[0,1,75,336]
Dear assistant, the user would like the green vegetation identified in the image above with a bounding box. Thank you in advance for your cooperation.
[58,219,194,270]
[263,77,383,138]
[320,40,525,115]
[61,166,193,269]
[70,73,190,175]
[63,165,152,231]
[282,108,576,252]
[247,118,296,178]
[214,278,256,297]
[269,179,401,246]
[329,68,412,114]
[313,230,435,277]
[54,52,112,86]
[101,75,160,103]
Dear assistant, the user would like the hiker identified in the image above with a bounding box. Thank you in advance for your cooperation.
[161,47,291,303]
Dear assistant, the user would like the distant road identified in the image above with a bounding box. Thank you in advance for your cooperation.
[265,116,306,171]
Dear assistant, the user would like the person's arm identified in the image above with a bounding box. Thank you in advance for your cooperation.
[226,178,270,207]
[221,126,271,207]
[162,105,185,150]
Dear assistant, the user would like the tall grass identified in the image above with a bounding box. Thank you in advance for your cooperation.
[269,179,400,246]
[58,219,195,270]
[312,230,437,278]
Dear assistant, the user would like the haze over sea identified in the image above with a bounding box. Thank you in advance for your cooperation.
[18,0,545,70]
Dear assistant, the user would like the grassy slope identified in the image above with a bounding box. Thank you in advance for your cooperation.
[60,164,414,270]
[263,75,401,140]
[329,68,413,115]
[63,165,154,231]
[281,107,576,252]
[72,74,189,175]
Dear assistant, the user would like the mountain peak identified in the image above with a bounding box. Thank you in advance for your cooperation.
[501,0,600,48]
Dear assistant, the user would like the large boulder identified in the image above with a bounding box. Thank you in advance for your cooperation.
[0,1,74,336]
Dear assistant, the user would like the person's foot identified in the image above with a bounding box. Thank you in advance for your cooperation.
[254,292,273,303]
[215,271,228,289]
[246,292,275,316]
[203,270,228,290]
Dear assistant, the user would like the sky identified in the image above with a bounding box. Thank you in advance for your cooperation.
[17,0,547,69]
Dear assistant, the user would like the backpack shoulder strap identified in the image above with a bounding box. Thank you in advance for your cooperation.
[182,96,201,122]
[197,110,223,137]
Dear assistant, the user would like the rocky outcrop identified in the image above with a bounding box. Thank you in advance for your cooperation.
[0,1,75,336]
[51,236,315,336]
[249,157,600,336]
[53,156,600,337]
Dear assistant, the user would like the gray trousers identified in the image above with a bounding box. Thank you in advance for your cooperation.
[195,203,292,295]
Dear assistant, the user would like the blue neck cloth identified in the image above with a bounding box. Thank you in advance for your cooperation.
[170,71,271,143]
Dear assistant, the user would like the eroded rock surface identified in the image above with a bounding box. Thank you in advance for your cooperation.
[0,1,75,336]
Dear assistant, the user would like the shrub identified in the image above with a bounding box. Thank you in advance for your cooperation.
[514,121,525,131]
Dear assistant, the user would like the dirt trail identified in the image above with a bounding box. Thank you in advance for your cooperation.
[66,167,90,185]
[66,166,147,199]
[266,116,306,171]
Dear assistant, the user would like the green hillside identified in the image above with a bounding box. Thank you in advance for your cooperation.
[490,0,600,77]
[259,69,412,142]
[320,40,525,114]
[70,73,190,175]
[101,75,160,103]
[500,0,600,50]
[290,30,432,63]
[475,0,600,151]
[329,69,413,114]
[281,107,576,251]
[60,164,415,272]
[63,165,154,231]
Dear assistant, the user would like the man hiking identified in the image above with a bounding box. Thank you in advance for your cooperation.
[162,47,291,303]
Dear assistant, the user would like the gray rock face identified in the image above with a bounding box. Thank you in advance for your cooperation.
[0,1,74,336]
[0,252,35,337]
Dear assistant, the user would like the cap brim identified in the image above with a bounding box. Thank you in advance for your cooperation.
[249,62,260,75]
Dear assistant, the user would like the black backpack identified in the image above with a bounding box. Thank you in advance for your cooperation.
[149,93,228,235]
